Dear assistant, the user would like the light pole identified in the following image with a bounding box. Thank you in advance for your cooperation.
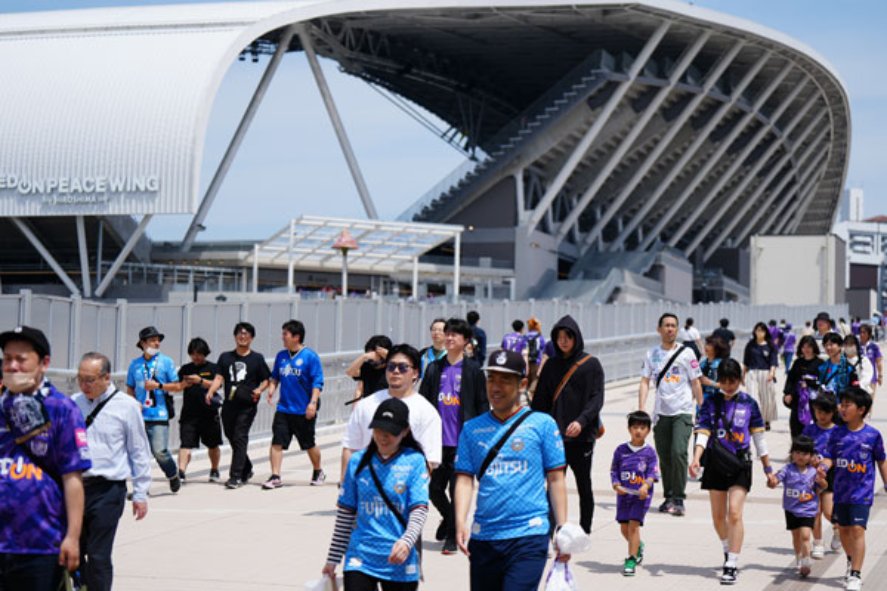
[332,229,359,299]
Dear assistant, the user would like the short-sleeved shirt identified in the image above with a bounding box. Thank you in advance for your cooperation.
[818,357,854,395]
[699,357,722,402]
[782,332,797,354]
[642,345,702,419]
[694,392,765,455]
[126,352,179,422]
[217,350,271,407]
[823,424,886,506]
[524,331,545,364]
[0,383,92,554]
[353,361,387,397]
[178,361,220,421]
[610,443,659,492]
[341,390,442,467]
[863,341,882,382]
[438,361,463,447]
[712,327,735,346]
[338,448,429,582]
[454,408,565,541]
[501,332,526,354]
[744,340,778,371]
[802,422,836,459]
[271,347,323,415]
[776,464,819,517]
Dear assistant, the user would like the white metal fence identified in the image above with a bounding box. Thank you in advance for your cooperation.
[8,289,846,445]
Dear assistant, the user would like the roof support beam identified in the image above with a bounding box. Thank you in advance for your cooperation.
[783,146,833,234]
[615,52,771,251]
[701,110,826,260]
[11,218,81,296]
[75,215,92,298]
[761,139,830,236]
[181,25,297,252]
[298,24,378,220]
[555,30,711,244]
[778,162,828,235]
[684,95,820,256]
[525,20,671,235]
[639,66,796,250]
[95,215,153,298]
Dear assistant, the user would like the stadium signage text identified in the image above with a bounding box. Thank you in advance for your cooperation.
[0,174,160,205]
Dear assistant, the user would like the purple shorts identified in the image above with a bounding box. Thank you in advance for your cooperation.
[616,494,652,525]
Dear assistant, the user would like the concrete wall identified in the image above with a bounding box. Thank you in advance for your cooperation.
[846,288,878,319]
[750,234,846,305]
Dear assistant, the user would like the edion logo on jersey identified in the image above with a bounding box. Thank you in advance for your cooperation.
[836,458,867,473]
[785,488,815,503]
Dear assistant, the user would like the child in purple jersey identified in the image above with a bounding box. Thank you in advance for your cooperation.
[818,387,887,591]
[768,435,826,578]
[802,392,839,558]
[611,410,659,577]
[689,359,776,586]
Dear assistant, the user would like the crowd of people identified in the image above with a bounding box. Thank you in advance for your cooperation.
[0,308,885,591]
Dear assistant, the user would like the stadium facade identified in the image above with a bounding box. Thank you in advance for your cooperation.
[0,1,849,303]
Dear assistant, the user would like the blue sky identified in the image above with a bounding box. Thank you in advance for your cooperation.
[3,0,884,242]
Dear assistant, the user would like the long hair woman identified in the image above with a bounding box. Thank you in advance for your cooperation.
[322,398,429,590]
[743,322,779,430]
[782,335,823,438]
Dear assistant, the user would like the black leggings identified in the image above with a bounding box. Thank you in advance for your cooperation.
[344,571,418,591]
[565,440,595,533]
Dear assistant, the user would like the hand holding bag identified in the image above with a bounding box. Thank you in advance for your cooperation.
[545,561,577,591]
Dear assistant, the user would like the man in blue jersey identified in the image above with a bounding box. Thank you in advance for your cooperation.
[454,349,569,590]
[125,326,181,493]
[0,326,91,590]
[264,319,325,488]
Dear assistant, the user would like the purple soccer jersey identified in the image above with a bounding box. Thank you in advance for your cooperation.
[0,383,92,554]
[802,422,836,460]
[863,341,882,383]
[611,443,659,523]
[777,464,820,517]
[695,392,765,455]
[823,424,886,505]
[501,332,526,354]
[437,361,463,447]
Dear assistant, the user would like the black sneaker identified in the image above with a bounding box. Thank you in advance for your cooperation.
[442,538,458,555]
[209,469,221,483]
[178,470,187,484]
[311,470,326,486]
[435,519,449,542]
[658,498,673,513]
[225,478,243,489]
[242,471,255,484]
[169,475,181,493]
[669,499,685,517]
[720,566,738,585]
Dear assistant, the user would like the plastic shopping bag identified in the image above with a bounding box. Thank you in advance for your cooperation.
[544,561,576,591]
[555,523,592,555]
[304,574,343,591]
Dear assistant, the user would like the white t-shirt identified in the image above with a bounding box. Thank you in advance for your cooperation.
[341,389,442,468]
[678,326,701,343]
[848,355,875,393]
[642,344,702,419]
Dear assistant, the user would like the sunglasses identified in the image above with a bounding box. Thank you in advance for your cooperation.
[386,362,414,374]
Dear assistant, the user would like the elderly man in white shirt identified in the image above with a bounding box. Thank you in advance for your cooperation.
[72,352,152,591]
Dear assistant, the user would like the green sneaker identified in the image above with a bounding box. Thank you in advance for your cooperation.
[637,541,645,565]
[623,556,637,576]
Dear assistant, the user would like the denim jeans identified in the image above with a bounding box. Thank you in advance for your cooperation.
[145,422,177,478]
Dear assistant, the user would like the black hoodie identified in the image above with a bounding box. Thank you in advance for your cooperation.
[531,315,605,444]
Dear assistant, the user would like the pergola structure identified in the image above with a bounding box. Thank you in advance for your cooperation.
[248,216,463,298]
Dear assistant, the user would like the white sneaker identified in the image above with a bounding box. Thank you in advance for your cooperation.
[811,544,825,559]
[798,557,811,578]
[830,529,843,551]
[846,574,862,591]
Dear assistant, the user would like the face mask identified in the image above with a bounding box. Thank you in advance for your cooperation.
[145,347,160,357]
[5,371,39,394]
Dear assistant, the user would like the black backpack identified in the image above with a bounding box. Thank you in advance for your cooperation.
[527,334,540,361]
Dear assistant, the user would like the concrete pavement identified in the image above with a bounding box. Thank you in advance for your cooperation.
[111,374,887,590]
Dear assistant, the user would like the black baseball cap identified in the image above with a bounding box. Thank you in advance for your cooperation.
[369,398,410,436]
[484,349,525,377]
[0,326,51,358]
[137,326,165,348]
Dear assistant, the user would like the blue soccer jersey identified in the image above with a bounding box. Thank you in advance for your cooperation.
[823,424,886,505]
[271,347,324,415]
[454,408,565,541]
[0,383,92,554]
[338,447,429,582]
[126,352,178,422]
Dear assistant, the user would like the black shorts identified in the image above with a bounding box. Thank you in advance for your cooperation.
[272,411,316,450]
[785,511,815,530]
[701,462,752,492]
[179,414,223,449]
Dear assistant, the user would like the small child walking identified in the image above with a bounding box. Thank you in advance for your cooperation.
[819,387,887,591]
[610,410,660,576]
[802,391,839,558]
[768,435,826,578]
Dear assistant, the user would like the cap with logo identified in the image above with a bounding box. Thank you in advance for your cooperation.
[484,349,525,377]
[369,397,410,435]
[0,326,51,358]
[137,326,165,348]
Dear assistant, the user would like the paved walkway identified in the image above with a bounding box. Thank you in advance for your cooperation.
[112,373,887,590]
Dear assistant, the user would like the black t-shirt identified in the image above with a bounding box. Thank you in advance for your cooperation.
[217,350,271,406]
[783,356,824,396]
[712,327,735,345]
[352,361,387,396]
[178,361,220,421]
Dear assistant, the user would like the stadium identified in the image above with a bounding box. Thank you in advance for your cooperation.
[0,0,849,304]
